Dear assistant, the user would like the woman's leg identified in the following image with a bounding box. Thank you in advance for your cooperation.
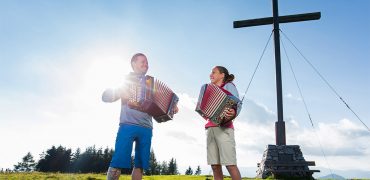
[211,164,224,180]
[226,165,241,180]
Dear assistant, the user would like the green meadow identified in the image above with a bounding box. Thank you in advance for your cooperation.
[0,172,257,180]
[2,172,369,180]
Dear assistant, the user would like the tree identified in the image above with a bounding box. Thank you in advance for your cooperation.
[70,148,81,172]
[72,148,81,162]
[14,152,36,172]
[102,147,114,170]
[159,161,168,175]
[185,166,193,175]
[36,145,72,172]
[145,149,160,175]
[71,146,109,173]
[194,165,201,175]
[167,158,179,175]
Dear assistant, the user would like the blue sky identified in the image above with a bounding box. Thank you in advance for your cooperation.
[1,0,369,178]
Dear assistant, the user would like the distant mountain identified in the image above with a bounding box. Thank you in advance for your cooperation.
[318,173,346,180]
[314,166,370,179]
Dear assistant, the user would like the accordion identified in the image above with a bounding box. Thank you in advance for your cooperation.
[126,75,179,123]
[195,83,240,125]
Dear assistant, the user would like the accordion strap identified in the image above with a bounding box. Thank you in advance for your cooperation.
[219,82,234,96]
[220,82,239,118]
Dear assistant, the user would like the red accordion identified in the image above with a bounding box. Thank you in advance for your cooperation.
[126,75,179,123]
[195,83,240,125]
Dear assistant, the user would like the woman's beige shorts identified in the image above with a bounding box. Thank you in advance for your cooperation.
[206,127,237,165]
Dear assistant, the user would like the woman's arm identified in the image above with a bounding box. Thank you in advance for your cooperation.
[223,83,242,116]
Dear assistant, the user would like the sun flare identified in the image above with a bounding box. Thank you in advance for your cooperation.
[83,54,132,91]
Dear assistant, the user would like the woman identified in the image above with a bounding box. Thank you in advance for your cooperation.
[206,66,242,180]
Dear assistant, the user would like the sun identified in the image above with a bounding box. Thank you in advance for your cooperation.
[82,54,132,92]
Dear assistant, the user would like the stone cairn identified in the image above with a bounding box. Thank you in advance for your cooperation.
[256,145,320,179]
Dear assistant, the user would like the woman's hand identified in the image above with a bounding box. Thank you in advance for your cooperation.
[224,108,236,121]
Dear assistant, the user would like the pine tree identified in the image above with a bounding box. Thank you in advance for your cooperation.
[14,152,36,172]
[159,161,168,175]
[145,149,160,175]
[194,165,201,175]
[103,147,114,171]
[72,145,108,173]
[36,145,72,172]
[185,166,193,175]
[72,148,81,162]
[167,158,179,175]
[70,148,81,172]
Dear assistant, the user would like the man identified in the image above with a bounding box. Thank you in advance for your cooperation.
[102,53,177,180]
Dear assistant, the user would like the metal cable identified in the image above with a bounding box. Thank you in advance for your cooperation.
[280,30,369,132]
[281,36,334,179]
[240,31,274,103]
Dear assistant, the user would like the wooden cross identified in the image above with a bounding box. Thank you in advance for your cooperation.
[234,0,320,145]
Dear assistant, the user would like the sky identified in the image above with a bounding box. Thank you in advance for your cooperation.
[0,0,369,178]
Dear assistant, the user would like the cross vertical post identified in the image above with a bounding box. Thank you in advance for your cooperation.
[272,0,286,145]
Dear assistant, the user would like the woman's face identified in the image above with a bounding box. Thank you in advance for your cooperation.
[210,67,224,85]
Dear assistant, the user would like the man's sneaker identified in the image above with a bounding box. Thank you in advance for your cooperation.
[107,167,121,180]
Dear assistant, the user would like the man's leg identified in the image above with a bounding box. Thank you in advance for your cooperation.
[132,167,143,180]
[211,164,223,180]
[133,126,152,179]
[107,125,134,180]
[226,165,241,180]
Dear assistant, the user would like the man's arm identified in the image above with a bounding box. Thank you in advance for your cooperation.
[102,88,122,103]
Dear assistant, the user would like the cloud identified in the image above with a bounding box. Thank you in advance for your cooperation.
[285,93,302,101]
[294,119,370,156]
[177,92,197,111]
[239,99,276,125]
[166,131,198,144]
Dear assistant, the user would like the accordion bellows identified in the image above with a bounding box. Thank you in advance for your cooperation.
[126,75,179,123]
[195,83,240,125]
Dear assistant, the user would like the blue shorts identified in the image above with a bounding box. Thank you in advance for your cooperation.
[110,124,153,169]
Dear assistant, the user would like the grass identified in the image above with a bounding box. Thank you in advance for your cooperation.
[0,172,258,180]
[4,172,369,180]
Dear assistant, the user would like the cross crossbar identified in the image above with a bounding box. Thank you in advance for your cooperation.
[234,12,321,28]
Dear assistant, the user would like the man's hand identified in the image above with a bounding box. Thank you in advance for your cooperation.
[118,82,131,101]
[118,87,130,101]
[173,105,179,114]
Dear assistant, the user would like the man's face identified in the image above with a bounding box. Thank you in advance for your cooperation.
[132,55,149,74]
